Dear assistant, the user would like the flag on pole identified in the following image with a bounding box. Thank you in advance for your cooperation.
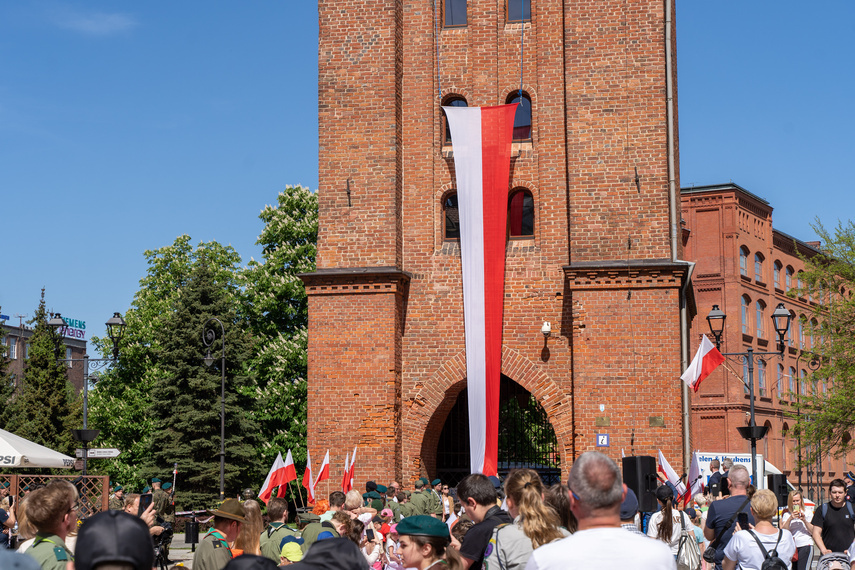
[657,449,687,498]
[681,334,725,392]
[683,451,704,507]
[340,452,351,492]
[443,103,517,477]
[302,448,314,504]
[314,450,330,492]
[259,451,297,504]
[347,446,357,491]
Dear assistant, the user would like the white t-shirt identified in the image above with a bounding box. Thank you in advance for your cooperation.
[780,509,814,547]
[722,529,796,570]
[524,527,676,570]
[647,509,691,554]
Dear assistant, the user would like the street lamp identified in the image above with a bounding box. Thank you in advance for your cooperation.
[202,317,226,501]
[706,303,792,485]
[50,312,126,475]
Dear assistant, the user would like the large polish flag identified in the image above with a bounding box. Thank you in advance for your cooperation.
[681,334,725,392]
[258,451,297,504]
[314,450,331,492]
[443,104,517,476]
[302,448,314,504]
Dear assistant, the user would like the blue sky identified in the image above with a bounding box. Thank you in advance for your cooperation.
[1,1,852,352]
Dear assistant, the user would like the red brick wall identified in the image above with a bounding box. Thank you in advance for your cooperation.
[307,0,686,489]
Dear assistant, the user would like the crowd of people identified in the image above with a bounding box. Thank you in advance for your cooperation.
[2,455,855,569]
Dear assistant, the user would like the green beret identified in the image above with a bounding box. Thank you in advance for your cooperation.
[114,485,123,491]
[396,515,450,539]
[367,491,382,500]
[297,512,320,523]
[162,482,172,490]
[152,478,162,483]
[376,484,388,494]
[431,479,441,486]
[143,486,151,494]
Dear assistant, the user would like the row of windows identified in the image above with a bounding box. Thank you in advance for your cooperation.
[740,296,822,349]
[741,358,827,400]
[443,93,532,145]
[444,0,531,27]
[739,247,821,301]
[1,337,71,364]
[443,188,534,240]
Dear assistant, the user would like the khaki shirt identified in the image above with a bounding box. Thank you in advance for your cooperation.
[152,489,174,523]
[409,489,430,516]
[108,495,125,510]
[259,522,299,562]
[27,533,73,570]
[428,488,443,516]
[192,529,233,570]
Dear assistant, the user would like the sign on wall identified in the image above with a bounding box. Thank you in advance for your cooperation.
[59,316,86,339]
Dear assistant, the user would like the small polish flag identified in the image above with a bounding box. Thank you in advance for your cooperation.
[258,451,297,504]
[276,450,298,498]
[683,451,705,508]
[347,446,357,490]
[302,448,314,504]
[657,449,687,497]
[314,450,330,491]
[681,335,725,392]
[341,452,351,492]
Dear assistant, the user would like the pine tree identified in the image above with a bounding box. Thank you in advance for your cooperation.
[147,260,260,509]
[4,290,81,456]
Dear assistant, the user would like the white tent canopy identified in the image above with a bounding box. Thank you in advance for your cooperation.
[0,429,75,469]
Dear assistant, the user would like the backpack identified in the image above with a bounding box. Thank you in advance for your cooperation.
[676,511,701,570]
[821,501,855,520]
[746,529,787,570]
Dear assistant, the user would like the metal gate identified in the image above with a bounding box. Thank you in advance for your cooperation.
[435,375,560,487]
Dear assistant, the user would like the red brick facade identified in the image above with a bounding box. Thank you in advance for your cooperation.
[683,183,851,499]
[304,0,688,489]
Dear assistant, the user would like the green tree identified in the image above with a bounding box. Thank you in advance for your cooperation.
[4,290,81,456]
[89,236,244,487]
[241,185,317,468]
[147,259,260,509]
[791,219,855,465]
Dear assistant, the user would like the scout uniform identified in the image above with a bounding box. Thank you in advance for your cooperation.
[299,513,340,553]
[428,478,444,517]
[260,521,300,562]
[409,480,431,516]
[108,485,125,510]
[27,532,74,570]
[192,498,246,570]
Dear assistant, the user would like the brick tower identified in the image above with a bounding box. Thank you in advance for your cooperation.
[302,0,690,489]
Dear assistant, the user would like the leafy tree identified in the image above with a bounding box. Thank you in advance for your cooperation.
[791,219,855,465]
[89,236,244,488]
[241,185,317,469]
[4,290,81,456]
[147,259,260,509]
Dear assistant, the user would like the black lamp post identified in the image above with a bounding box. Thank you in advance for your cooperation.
[706,302,792,485]
[202,317,226,501]
[49,312,126,475]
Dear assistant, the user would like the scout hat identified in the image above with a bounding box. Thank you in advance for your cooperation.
[280,537,304,562]
[209,498,247,522]
[376,484,388,494]
[142,486,151,493]
[162,482,172,490]
[396,515,450,538]
[297,512,320,524]
[431,478,441,486]
[114,485,123,492]
[75,510,154,570]
[151,478,162,484]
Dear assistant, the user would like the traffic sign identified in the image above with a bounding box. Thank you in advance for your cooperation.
[75,448,121,459]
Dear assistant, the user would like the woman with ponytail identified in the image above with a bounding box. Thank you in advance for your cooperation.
[483,469,568,570]
[395,515,464,570]
[647,484,690,556]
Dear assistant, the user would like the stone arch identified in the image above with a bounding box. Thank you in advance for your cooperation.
[402,346,573,484]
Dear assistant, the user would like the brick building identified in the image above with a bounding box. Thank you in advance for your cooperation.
[302,0,692,488]
[682,183,850,501]
[1,318,88,392]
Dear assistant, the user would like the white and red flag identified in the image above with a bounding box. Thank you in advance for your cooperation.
[259,451,296,504]
[347,446,357,490]
[683,451,704,507]
[443,103,517,476]
[302,448,314,504]
[314,450,330,493]
[657,449,687,498]
[681,334,725,392]
[340,452,351,492]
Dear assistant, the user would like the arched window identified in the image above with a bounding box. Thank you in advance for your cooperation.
[508,188,534,238]
[755,253,764,282]
[506,92,532,142]
[799,369,807,397]
[742,357,750,394]
[782,422,790,469]
[799,317,806,349]
[773,261,782,289]
[758,359,767,396]
[777,363,784,399]
[756,300,766,339]
[442,97,468,146]
[810,319,818,349]
[741,296,751,334]
[788,366,796,395]
[798,271,805,294]
[763,421,772,464]
[787,310,795,346]
[507,0,531,22]
[739,247,749,277]
[443,192,460,240]
[786,266,794,291]
[444,0,467,27]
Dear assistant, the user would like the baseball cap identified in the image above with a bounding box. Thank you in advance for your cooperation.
[74,510,154,570]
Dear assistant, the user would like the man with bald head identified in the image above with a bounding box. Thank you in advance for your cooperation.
[525,451,674,569]
[704,464,753,570]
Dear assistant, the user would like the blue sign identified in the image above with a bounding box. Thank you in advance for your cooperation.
[0,314,9,321]
[596,434,610,447]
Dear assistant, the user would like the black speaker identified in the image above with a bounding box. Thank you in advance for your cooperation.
[767,474,788,507]
[623,456,658,512]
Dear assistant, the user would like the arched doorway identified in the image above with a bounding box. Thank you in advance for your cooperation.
[435,375,560,486]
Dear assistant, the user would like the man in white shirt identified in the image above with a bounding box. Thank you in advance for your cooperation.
[525,451,676,570]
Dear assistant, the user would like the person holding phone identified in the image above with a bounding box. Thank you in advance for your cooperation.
[721,490,795,570]
[780,490,814,570]
[704,465,754,570]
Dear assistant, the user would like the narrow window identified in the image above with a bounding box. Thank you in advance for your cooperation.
[6,338,14,360]
[799,369,806,396]
[739,247,749,276]
[65,347,73,367]
[506,93,532,142]
[777,364,784,398]
[742,357,749,394]
[799,318,805,349]
[789,367,796,395]
[754,253,763,282]
[508,189,534,238]
[442,97,468,146]
[444,0,467,27]
[786,267,793,291]
[443,192,460,240]
[773,261,782,289]
[758,359,767,396]
[756,300,765,339]
[741,296,750,334]
[507,0,531,22]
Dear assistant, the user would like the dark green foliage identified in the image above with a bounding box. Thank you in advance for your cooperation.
[3,290,81,457]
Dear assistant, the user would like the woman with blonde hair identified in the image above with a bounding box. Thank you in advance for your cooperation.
[722,489,795,570]
[780,489,814,570]
[232,499,263,555]
[484,469,568,570]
